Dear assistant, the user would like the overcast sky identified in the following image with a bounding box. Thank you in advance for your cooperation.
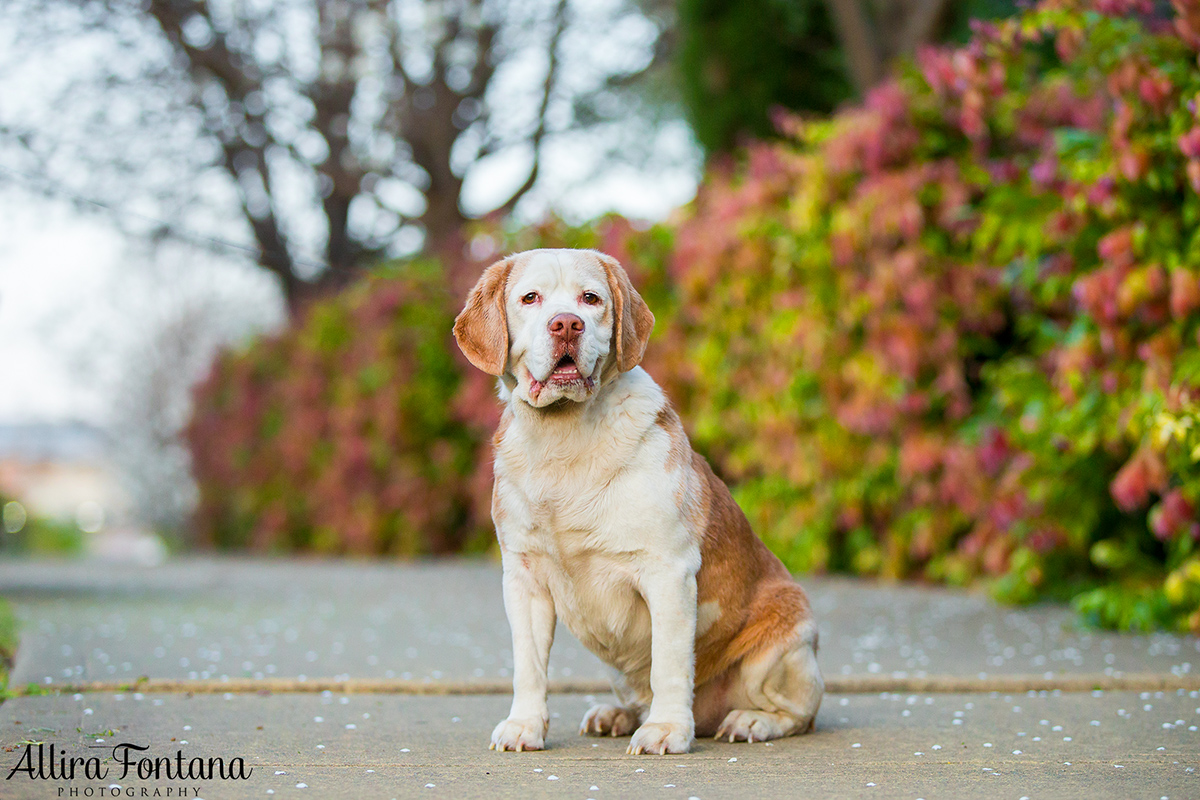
[0,195,123,423]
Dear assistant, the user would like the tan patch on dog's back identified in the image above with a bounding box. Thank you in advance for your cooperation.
[654,406,691,473]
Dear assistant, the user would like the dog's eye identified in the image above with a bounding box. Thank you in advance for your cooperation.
[520,292,540,305]
[581,292,601,306]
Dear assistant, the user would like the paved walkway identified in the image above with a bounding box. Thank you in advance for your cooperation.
[0,558,1197,799]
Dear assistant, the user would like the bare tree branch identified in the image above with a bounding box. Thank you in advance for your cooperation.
[145,0,303,306]
[1,0,676,311]
[309,0,373,296]
[466,16,499,98]
[493,0,568,220]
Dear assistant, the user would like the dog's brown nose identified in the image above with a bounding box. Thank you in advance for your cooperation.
[548,313,584,339]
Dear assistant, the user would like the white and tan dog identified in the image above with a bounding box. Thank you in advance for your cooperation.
[453,248,823,755]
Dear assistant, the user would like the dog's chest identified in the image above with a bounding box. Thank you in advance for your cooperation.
[495,405,676,553]
[495,443,668,674]
[535,545,653,675]
[498,456,651,575]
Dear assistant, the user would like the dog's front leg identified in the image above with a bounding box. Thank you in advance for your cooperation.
[491,552,556,751]
[628,564,697,755]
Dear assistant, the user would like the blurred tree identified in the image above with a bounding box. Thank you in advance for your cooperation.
[678,0,851,153]
[0,0,676,314]
[678,0,1016,154]
[105,251,281,538]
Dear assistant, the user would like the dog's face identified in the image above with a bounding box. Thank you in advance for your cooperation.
[453,249,654,408]
[505,251,614,406]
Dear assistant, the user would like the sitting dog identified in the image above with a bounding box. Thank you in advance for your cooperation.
[453,248,823,755]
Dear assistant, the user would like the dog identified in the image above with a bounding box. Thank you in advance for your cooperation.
[453,248,823,755]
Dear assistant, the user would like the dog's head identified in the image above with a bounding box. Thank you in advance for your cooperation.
[453,249,654,408]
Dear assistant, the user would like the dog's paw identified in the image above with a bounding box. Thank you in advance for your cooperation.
[579,704,640,737]
[627,721,693,755]
[714,709,792,743]
[490,717,547,751]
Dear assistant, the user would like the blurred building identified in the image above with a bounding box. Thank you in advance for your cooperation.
[0,421,117,519]
[0,421,164,562]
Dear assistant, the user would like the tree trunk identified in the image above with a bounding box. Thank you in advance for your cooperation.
[826,0,884,93]
[824,0,952,95]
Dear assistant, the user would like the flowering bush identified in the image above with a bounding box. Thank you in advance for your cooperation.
[657,0,1200,632]
[188,261,484,554]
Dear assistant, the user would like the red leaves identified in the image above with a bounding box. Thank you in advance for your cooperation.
[187,268,494,555]
[978,428,1012,476]
[1170,268,1200,318]
[1074,227,1172,328]
[1139,71,1175,113]
[1173,0,1200,50]
[899,433,943,479]
[1074,265,1123,324]
[1018,80,1106,148]
[1086,175,1118,210]
[1178,127,1200,193]
[824,83,919,176]
[1108,60,1175,116]
[1150,489,1199,541]
[1097,226,1136,267]
[1111,447,1169,512]
[917,45,1008,143]
[1096,0,1155,15]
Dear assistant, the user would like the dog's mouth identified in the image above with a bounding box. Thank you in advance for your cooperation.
[548,354,582,383]
[528,354,596,401]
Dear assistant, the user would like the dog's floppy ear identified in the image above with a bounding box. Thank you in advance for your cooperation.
[454,257,515,376]
[598,253,655,372]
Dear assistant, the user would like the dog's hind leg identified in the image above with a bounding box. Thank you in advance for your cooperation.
[579,703,642,736]
[579,670,647,737]
[714,587,823,743]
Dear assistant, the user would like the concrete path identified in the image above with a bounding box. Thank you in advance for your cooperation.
[0,558,1198,799]
[4,559,1196,686]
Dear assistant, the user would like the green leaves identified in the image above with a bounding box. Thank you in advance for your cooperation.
[654,0,1200,632]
